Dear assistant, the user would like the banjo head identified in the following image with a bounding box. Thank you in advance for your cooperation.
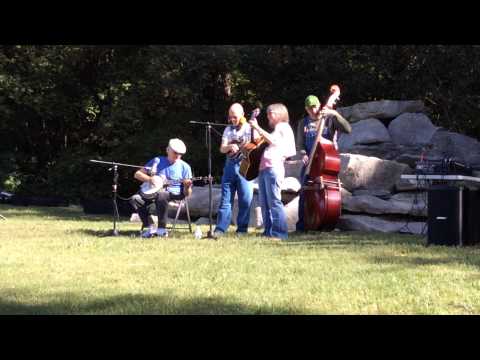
[140,175,164,198]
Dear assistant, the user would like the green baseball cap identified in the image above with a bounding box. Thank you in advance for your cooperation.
[305,95,320,108]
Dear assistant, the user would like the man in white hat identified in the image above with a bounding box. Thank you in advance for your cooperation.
[130,138,193,238]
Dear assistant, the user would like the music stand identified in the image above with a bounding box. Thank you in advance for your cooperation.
[189,120,227,240]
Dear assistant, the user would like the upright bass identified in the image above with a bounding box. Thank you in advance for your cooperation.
[303,85,342,231]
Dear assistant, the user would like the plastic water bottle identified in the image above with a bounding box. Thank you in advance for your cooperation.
[194,226,203,239]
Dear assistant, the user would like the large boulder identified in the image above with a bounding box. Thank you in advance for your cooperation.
[337,214,426,235]
[184,186,222,218]
[341,142,402,161]
[231,193,262,228]
[342,193,427,217]
[284,160,304,180]
[343,142,445,168]
[388,113,438,146]
[430,129,480,168]
[340,154,411,192]
[338,100,426,123]
[338,118,391,152]
[284,195,299,232]
[194,217,211,225]
[352,189,392,199]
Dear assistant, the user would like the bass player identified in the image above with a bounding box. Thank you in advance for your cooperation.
[295,94,351,232]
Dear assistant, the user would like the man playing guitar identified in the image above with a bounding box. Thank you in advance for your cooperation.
[130,138,193,238]
[213,103,260,237]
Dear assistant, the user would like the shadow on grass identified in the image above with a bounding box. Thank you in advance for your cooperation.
[0,205,121,223]
[368,250,480,269]
[72,227,193,239]
[284,231,424,248]
[72,228,142,238]
[0,291,303,315]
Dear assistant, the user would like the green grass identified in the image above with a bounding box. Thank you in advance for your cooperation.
[1,204,480,314]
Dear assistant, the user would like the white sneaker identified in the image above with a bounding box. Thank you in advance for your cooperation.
[141,225,157,238]
[156,228,169,238]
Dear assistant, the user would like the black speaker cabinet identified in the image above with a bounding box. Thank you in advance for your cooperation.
[463,189,480,245]
[428,186,464,246]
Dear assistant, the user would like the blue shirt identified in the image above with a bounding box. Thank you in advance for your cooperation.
[144,156,192,195]
[302,116,335,155]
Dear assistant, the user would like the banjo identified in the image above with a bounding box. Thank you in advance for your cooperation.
[138,157,209,200]
[139,175,208,200]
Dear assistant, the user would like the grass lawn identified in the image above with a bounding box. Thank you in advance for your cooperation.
[1,203,480,315]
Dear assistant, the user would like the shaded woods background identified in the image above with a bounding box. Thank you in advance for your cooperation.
[1,45,479,202]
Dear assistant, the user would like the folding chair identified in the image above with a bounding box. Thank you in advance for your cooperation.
[140,197,193,234]
[168,197,193,233]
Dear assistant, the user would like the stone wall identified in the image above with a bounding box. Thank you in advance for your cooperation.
[184,100,480,234]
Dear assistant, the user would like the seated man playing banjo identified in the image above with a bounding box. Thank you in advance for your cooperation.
[130,138,193,238]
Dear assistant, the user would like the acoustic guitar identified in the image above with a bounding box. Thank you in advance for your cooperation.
[239,108,267,181]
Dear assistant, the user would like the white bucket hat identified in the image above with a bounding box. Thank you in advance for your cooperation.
[168,138,187,155]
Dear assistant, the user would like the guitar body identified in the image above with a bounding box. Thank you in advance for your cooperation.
[239,138,268,181]
[238,108,265,181]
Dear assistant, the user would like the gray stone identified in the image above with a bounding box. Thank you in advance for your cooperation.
[341,187,353,198]
[395,177,430,192]
[388,113,438,146]
[340,154,410,192]
[337,106,353,120]
[338,118,391,152]
[352,189,392,199]
[390,192,428,216]
[342,142,402,161]
[282,177,302,193]
[338,100,426,123]
[194,217,211,225]
[337,214,426,235]
[342,194,427,217]
[284,195,299,232]
[393,150,445,168]
[231,193,263,228]
[284,160,304,180]
[186,186,222,218]
[430,129,480,167]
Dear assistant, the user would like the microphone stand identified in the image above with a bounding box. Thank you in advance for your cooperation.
[189,120,228,240]
[89,159,145,236]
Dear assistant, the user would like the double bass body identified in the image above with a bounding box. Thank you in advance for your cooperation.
[303,137,342,231]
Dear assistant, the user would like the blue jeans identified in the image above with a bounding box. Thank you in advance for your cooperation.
[258,167,288,239]
[296,165,307,231]
[215,159,253,233]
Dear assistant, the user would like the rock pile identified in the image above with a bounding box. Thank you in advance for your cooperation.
[185,100,480,234]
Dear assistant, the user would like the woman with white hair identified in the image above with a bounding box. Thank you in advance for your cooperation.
[248,103,296,240]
